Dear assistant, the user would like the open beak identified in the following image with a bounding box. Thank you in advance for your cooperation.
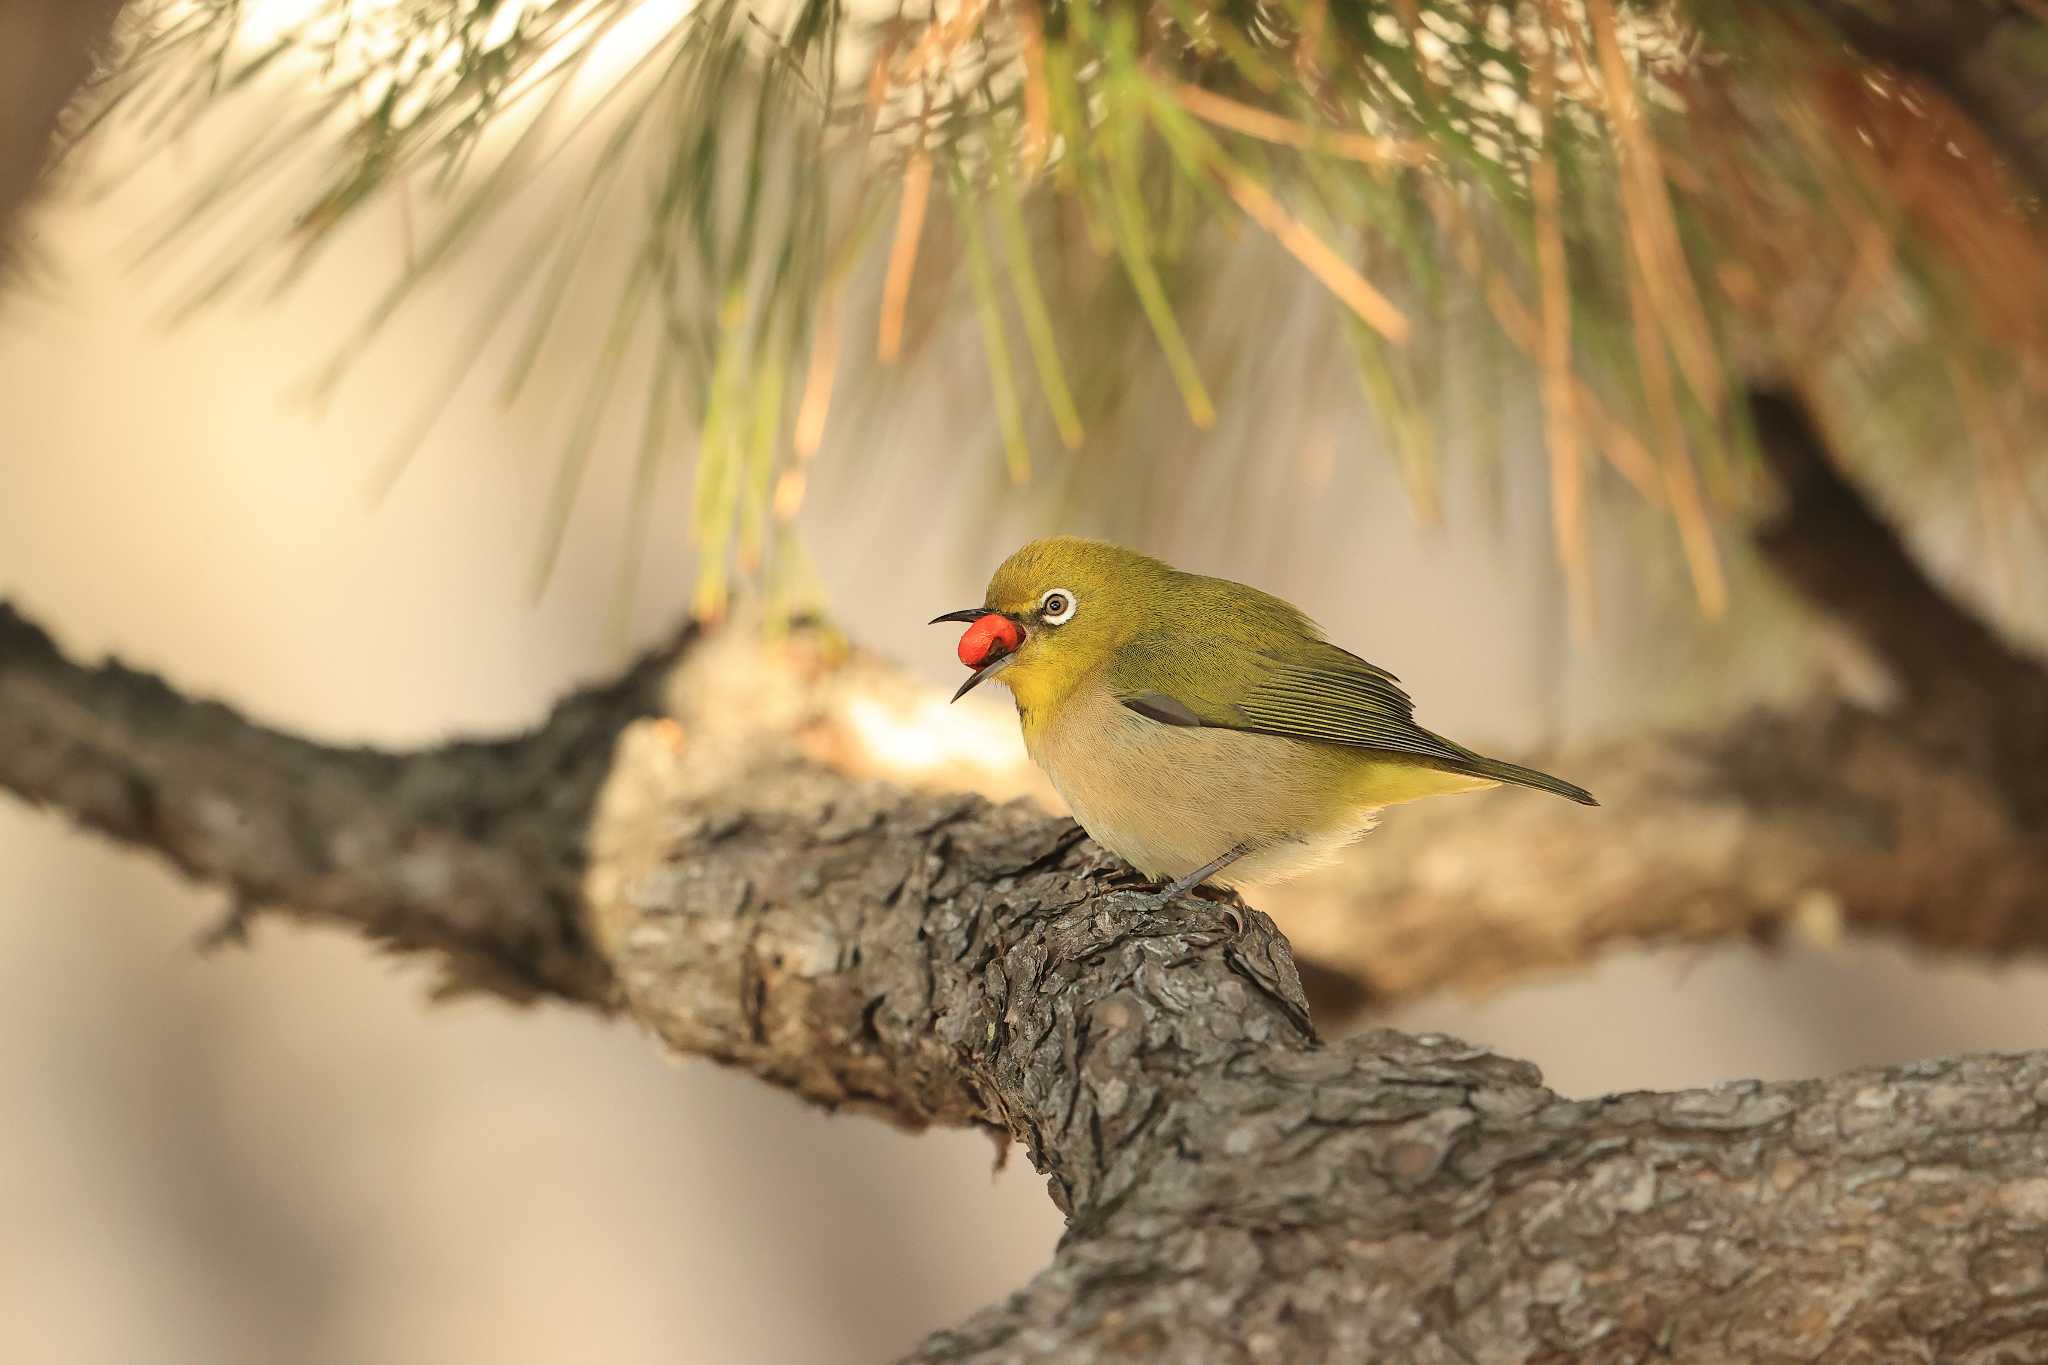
[948,652,1013,702]
[929,607,1021,702]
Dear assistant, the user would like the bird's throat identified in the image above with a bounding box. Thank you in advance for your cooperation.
[1002,656,1084,747]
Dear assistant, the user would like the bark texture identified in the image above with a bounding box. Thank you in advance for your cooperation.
[7,594,2048,1362]
[0,601,669,1003]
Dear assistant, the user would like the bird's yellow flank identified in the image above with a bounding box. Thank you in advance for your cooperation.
[933,537,1595,898]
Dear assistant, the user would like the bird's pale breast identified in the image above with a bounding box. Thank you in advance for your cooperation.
[1025,683,1394,885]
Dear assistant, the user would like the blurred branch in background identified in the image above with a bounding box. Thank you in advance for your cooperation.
[1278,384,2048,1012]
[4,571,2048,1356]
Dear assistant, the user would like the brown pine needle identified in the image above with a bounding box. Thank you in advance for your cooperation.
[1481,277,1663,505]
[894,0,991,83]
[864,35,899,116]
[1427,176,1661,503]
[877,152,932,365]
[1174,84,1428,165]
[772,467,807,523]
[1661,435,1726,618]
[1011,0,1052,171]
[1583,0,1726,413]
[1532,30,1595,640]
[1295,0,1329,78]
[1217,167,1410,343]
[794,292,842,458]
[1625,236,1727,617]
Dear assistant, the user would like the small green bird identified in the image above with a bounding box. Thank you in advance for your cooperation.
[932,537,1595,905]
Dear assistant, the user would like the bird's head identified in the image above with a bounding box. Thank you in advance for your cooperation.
[931,537,1176,711]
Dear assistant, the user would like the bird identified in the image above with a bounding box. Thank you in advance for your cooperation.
[930,537,1595,909]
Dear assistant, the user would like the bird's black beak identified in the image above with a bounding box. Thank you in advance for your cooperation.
[930,607,1021,702]
[949,654,1012,702]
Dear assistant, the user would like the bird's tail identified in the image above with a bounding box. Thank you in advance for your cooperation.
[1453,754,1598,806]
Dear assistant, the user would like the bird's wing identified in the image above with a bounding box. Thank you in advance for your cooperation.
[1105,630,1476,767]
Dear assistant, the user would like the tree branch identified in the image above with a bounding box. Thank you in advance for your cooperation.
[913,1038,2048,1364]
[1270,391,2048,1008]
[1268,702,2048,1009]
[1803,1,2048,206]
[1749,389,2048,803]
[0,0,125,236]
[0,601,681,1002]
[7,594,2048,1359]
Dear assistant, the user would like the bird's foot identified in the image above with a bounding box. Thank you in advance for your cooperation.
[1120,881,1246,936]
[1203,889,1248,938]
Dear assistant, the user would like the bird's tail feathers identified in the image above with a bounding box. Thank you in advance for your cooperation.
[1453,754,1598,806]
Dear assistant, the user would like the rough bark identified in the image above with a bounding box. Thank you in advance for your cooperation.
[591,744,2048,1363]
[0,601,664,1003]
[8,595,2048,1361]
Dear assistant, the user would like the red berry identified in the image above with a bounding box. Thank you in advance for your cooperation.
[958,614,1023,668]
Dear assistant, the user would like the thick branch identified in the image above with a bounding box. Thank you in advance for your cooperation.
[1270,392,2048,1007]
[9,599,2048,1359]
[581,735,2048,1361]
[1270,701,2048,1009]
[914,1039,2048,1364]
[1804,0,2048,204]
[0,601,672,1002]
[1749,390,2048,792]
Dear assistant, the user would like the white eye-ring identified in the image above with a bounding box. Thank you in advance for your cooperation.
[1038,587,1078,625]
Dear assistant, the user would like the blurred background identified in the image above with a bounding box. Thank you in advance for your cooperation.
[6,2,2048,1363]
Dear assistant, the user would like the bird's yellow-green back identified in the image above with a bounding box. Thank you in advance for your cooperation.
[976,536,1596,807]
[982,537,1329,730]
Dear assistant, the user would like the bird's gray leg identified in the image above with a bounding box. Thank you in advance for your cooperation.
[1155,844,1250,901]
[1130,844,1251,931]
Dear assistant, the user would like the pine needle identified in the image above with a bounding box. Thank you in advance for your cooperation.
[1208,152,1410,344]
[992,147,1084,449]
[949,157,1033,483]
[877,150,933,365]
[1530,22,1595,642]
[1583,0,1725,412]
[1625,240,1727,618]
[1171,84,1427,167]
[792,291,842,458]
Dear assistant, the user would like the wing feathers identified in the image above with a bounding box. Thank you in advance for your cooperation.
[1121,691,1204,727]
[1236,663,1475,765]
[1099,607,1595,805]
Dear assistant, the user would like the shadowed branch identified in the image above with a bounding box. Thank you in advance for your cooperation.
[6,596,2048,1359]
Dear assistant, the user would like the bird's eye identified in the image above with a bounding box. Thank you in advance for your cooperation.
[1039,589,1077,625]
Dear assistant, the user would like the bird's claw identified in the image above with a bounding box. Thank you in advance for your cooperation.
[1119,883,1247,937]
